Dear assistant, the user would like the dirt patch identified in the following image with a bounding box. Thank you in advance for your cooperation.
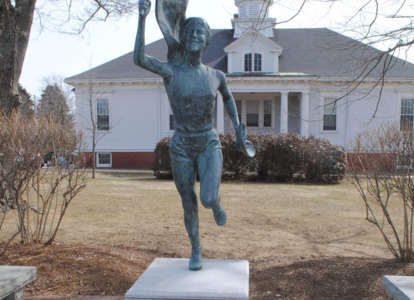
[0,242,158,297]
[1,242,413,299]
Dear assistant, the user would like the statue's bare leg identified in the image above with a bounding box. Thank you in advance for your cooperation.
[198,143,226,226]
[171,158,202,271]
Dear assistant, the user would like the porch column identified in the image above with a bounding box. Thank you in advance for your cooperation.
[300,92,309,137]
[216,94,224,133]
[280,91,288,133]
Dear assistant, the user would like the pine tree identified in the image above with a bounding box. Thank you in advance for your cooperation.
[37,84,73,127]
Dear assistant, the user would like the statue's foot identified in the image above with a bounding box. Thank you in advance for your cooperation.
[189,246,202,271]
[213,203,226,226]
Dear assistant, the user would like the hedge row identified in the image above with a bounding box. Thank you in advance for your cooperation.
[153,132,347,183]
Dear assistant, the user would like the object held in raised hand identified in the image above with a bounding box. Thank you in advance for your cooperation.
[155,0,188,65]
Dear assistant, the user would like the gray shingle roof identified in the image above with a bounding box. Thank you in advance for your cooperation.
[66,28,414,82]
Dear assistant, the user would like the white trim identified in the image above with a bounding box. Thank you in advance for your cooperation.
[81,149,155,153]
[300,92,309,137]
[65,78,164,85]
[224,31,282,54]
[216,94,225,133]
[317,77,414,84]
[280,92,288,133]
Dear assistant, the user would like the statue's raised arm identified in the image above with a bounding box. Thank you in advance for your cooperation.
[134,0,173,78]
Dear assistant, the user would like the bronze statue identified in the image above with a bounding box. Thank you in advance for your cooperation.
[134,0,254,271]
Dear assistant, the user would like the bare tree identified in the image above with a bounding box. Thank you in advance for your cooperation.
[0,0,137,116]
[77,78,117,179]
[350,122,414,262]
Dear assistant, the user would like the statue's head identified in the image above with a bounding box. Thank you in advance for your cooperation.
[180,17,212,53]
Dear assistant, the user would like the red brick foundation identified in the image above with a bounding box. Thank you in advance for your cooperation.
[80,152,155,169]
[112,152,155,169]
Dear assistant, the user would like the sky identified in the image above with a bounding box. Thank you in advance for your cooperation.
[20,0,414,99]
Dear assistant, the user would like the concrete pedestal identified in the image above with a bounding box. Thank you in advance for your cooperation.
[126,258,249,300]
[0,266,37,300]
[383,275,414,300]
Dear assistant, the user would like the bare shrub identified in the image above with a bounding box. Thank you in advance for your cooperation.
[350,122,414,261]
[0,112,87,252]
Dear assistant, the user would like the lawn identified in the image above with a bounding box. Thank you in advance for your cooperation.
[1,171,411,299]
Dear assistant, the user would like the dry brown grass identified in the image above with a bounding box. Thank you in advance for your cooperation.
[2,171,392,262]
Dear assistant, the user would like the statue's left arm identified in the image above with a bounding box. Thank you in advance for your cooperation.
[218,71,255,156]
[218,71,239,129]
[218,71,247,147]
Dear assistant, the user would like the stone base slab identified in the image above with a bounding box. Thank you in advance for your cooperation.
[383,275,414,300]
[125,258,249,299]
[0,266,37,300]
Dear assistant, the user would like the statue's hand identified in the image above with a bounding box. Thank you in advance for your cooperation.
[139,0,151,17]
[235,123,256,157]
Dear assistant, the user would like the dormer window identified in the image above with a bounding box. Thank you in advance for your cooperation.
[244,53,252,72]
[244,53,262,72]
[254,53,262,71]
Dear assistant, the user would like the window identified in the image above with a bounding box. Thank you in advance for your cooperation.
[246,101,259,127]
[254,53,262,72]
[169,105,175,130]
[97,153,111,168]
[244,53,262,72]
[397,154,413,170]
[97,99,109,131]
[236,99,273,128]
[263,100,272,127]
[236,100,242,123]
[244,53,252,72]
[323,98,337,131]
[401,98,414,131]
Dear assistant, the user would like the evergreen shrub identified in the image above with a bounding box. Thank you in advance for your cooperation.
[152,136,173,179]
[255,133,303,181]
[152,133,347,183]
[302,136,347,183]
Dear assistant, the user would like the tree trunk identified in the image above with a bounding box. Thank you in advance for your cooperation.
[0,0,37,115]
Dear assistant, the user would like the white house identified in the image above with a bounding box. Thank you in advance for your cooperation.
[66,0,414,169]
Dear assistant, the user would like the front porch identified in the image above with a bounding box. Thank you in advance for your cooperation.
[215,91,310,137]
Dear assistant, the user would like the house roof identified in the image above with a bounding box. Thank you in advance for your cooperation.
[66,28,414,83]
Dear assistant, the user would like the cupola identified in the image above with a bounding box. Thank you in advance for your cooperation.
[232,0,276,38]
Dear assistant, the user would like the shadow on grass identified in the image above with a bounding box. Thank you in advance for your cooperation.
[99,172,161,182]
[251,257,408,299]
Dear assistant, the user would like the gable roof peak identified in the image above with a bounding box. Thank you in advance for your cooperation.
[224,31,283,55]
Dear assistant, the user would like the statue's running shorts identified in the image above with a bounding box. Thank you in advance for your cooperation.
[170,128,222,166]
